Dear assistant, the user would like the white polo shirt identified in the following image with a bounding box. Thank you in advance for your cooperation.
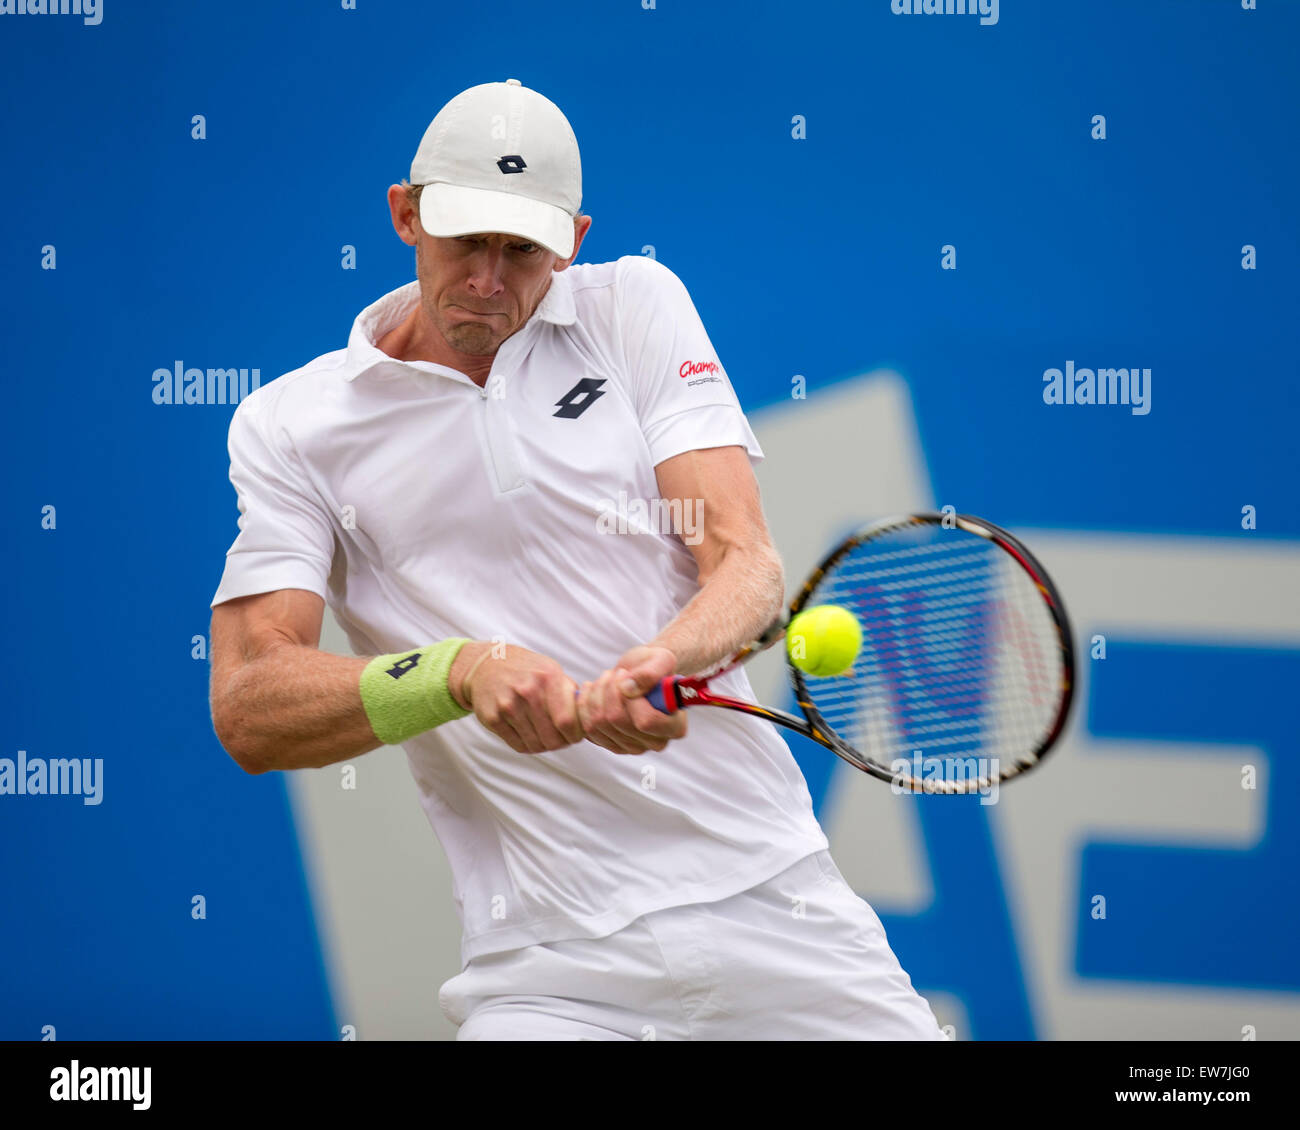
[212,254,828,963]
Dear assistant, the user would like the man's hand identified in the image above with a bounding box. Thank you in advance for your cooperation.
[577,645,688,755]
[452,642,585,754]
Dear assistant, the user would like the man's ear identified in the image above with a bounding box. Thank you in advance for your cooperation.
[555,213,593,271]
[387,184,420,247]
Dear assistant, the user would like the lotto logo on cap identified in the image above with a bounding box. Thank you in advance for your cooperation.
[410,79,583,259]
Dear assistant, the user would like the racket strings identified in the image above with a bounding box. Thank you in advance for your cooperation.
[802,528,1062,781]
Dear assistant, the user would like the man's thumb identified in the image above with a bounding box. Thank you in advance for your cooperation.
[617,653,674,697]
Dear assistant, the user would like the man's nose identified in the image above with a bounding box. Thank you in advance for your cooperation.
[465,249,506,296]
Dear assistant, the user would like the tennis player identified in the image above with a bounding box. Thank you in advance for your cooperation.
[209,79,944,1041]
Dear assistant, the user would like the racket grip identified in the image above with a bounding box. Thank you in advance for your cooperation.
[646,676,682,714]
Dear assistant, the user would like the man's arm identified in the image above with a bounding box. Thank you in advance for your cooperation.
[577,445,784,755]
[210,589,584,773]
[210,589,379,773]
[646,444,785,672]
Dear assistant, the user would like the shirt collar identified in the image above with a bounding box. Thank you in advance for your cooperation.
[344,269,576,383]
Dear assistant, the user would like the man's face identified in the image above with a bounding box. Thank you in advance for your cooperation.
[415,230,558,356]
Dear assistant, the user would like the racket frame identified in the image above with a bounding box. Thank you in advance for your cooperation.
[653,511,1075,794]
[786,511,1075,793]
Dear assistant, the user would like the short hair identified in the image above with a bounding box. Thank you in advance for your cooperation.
[402,179,585,226]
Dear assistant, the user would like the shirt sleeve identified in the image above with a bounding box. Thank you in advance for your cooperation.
[614,255,764,468]
[210,390,336,608]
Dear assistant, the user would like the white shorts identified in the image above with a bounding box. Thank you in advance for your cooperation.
[438,850,945,1040]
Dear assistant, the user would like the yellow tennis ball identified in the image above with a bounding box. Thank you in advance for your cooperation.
[786,605,862,677]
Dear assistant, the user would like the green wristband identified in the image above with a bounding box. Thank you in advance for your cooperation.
[359,639,472,745]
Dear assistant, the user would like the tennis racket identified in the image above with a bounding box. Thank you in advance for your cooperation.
[647,512,1074,793]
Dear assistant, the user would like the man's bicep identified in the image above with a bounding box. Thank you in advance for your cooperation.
[211,589,326,674]
[654,445,775,582]
[209,589,326,760]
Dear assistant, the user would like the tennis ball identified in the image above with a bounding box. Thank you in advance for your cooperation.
[786,605,862,677]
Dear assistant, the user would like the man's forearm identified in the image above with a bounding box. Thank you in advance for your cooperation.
[212,641,489,773]
[649,542,785,676]
[212,644,379,772]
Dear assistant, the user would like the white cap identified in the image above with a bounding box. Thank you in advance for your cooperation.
[409,79,582,259]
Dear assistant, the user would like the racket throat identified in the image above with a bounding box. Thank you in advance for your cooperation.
[664,676,702,710]
[654,676,707,713]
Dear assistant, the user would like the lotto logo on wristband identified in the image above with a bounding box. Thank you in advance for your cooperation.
[361,641,471,746]
[386,653,422,679]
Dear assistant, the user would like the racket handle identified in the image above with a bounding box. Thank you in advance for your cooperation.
[576,677,683,712]
[646,676,683,714]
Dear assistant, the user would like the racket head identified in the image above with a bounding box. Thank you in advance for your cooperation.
[786,512,1074,793]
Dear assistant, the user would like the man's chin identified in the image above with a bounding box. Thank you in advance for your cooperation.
[444,327,500,356]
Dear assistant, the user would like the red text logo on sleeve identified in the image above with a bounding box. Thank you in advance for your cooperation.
[678,360,721,379]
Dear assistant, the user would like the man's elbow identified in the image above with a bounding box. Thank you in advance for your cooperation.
[729,536,783,601]
[211,702,272,775]
[759,540,785,591]
[698,536,784,614]
[760,543,786,618]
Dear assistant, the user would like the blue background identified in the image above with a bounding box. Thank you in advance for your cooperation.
[2,0,1296,1039]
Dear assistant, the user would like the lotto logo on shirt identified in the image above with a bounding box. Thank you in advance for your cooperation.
[678,359,723,387]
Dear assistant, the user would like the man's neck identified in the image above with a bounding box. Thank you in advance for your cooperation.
[376,308,496,388]
[376,275,553,389]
